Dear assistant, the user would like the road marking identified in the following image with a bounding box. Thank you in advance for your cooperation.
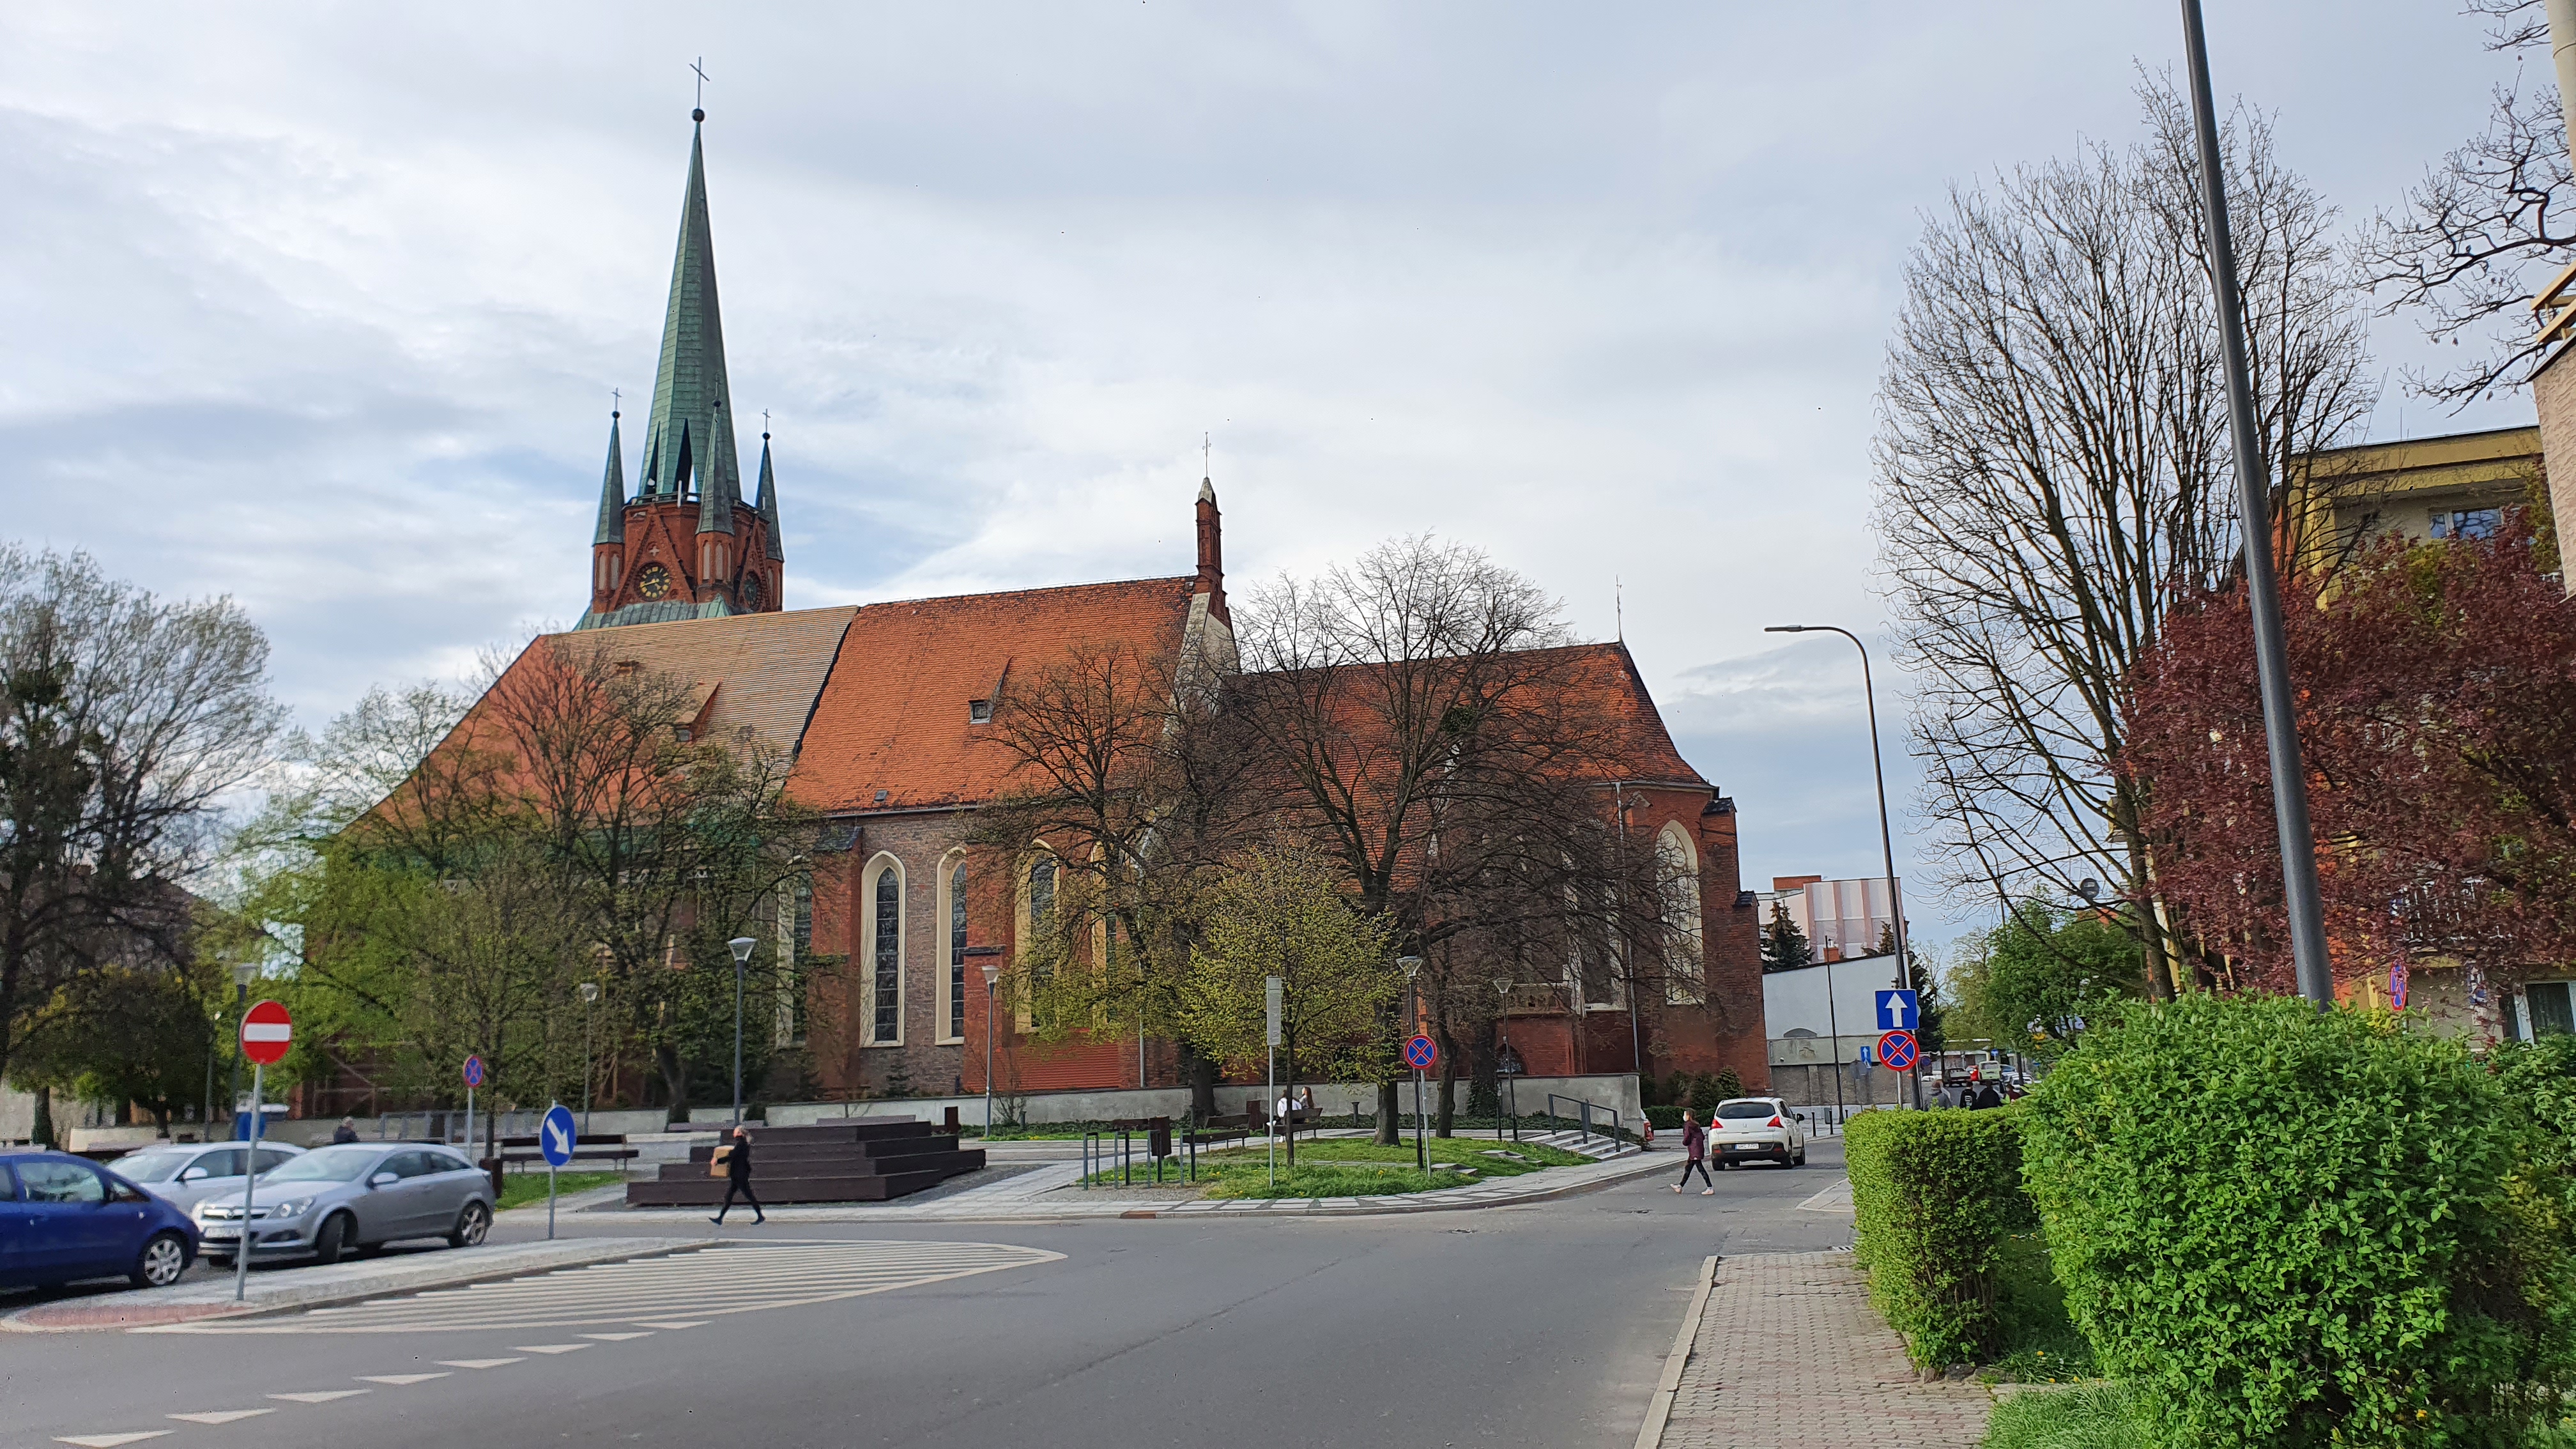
[166,1411,275,1424]
[581,1331,654,1341]
[55,1435,172,1447]
[163,1241,1064,1335]
[266,1390,371,1404]
[436,1358,523,1369]
[513,1344,588,1354]
[356,1373,451,1385]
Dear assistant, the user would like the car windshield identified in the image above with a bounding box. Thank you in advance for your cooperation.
[1715,1100,1776,1121]
[261,1145,380,1183]
[114,1150,191,1183]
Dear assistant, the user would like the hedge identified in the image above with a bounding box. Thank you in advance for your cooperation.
[1845,1104,2034,1369]
[2020,994,2576,1449]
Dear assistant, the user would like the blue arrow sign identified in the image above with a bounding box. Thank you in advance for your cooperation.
[1875,989,1919,1032]
[540,1104,578,1168]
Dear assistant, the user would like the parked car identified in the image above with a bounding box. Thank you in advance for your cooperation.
[107,1140,306,1215]
[1,1149,202,1290]
[1708,1096,1807,1167]
[194,1142,493,1268]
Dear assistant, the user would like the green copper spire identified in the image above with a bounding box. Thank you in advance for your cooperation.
[755,430,784,561]
[636,116,740,526]
[592,409,626,546]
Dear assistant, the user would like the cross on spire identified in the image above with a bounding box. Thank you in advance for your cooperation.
[692,57,710,113]
[611,386,621,418]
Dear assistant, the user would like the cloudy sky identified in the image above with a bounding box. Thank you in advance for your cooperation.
[0,2,2540,946]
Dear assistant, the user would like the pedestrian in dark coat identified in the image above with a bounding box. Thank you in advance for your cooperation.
[711,1125,765,1225]
[1673,1111,1715,1195]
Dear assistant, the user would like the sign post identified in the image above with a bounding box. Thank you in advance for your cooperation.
[539,1102,577,1241]
[234,1000,292,1301]
[1264,976,1282,1190]
[1404,1034,1436,1170]
[462,1054,484,1156]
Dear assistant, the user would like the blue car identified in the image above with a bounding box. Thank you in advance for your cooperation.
[1,1149,201,1290]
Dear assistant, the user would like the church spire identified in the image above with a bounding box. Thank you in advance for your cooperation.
[756,428,785,561]
[592,408,626,546]
[636,112,739,513]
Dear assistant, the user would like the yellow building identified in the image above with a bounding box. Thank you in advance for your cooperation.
[2286,425,2544,579]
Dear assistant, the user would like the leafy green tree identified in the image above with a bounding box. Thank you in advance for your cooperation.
[13,958,222,1135]
[1950,903,2137,1059]
[1760,899,1812,972]
[1175,846,1397,1163]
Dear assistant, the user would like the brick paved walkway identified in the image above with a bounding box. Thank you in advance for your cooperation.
[1649,1250,1990,1449]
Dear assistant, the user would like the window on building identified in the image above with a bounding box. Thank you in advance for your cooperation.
[870,866,901,1044]
[969,699,993,723]
[2528,981,2575,1038]
[1029,857,1056,929]
[1660,827,1705,1006]
[2430,507,2502,541]
[949,861,969,1041]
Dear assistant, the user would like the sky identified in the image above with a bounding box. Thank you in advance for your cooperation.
[0,2,2542,951]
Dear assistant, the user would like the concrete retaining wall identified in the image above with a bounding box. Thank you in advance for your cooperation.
[765,1072,1641,1128]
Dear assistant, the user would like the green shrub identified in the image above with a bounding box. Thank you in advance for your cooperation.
[1644,1105,1684,1129]
[1846,1104,2035,1368]
[2492,1032,2576,1221]
[2021,994,2576,1449]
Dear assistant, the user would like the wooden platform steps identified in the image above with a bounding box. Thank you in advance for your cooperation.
[623,1117,986,1206]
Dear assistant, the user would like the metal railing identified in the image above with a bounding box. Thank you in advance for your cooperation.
[1542,1094,1636,1154]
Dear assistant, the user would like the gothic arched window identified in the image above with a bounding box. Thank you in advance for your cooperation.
[947,859,969,1041]
[867,858,903,1045]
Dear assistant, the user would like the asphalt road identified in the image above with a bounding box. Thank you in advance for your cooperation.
[3,1141,1851,1449]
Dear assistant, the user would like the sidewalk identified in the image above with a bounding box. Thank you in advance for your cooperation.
[1,1236,702,1333]
[1638,1251,1990,1449]
[592,1146,1672,1224]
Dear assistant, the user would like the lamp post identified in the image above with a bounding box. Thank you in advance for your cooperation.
[1492,976,1513,1143]
[981,958,1003,1135]
[227,962,256,1137]
[1765,624,1918,1109]
[578,980,601,1133]
[727,937,757,1126]
[1397,955,1425,1170]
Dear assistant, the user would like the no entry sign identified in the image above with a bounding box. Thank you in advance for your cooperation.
[241,1000,293,1066]
[1876,1029,1919,1073]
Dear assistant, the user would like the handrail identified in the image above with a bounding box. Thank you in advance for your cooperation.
[1543,1093,1636,1154]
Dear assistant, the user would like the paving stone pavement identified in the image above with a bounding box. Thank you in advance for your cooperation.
[1652,1250,1990,1449]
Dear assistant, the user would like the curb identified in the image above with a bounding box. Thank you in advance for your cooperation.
[3,1237,712,1334]
[1634,1254,1720,1449]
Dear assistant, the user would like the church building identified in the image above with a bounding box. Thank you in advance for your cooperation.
[473,111,1771,1112]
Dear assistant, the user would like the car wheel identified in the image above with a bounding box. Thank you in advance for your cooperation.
[130,1232,190,1289]
[310,1212,351,1266]
[448,1200,491,1249]
[1797,1147,1809,1166]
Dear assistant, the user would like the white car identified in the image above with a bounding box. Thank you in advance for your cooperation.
[1709,1097,1807,1168]
[107,1140,306,1215]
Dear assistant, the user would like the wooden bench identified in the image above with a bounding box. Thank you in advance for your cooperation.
[1182,1114,1253,1151]
[495,1132,638,1171]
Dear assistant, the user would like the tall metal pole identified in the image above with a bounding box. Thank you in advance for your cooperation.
[233,1062,261,1302]
[2178,0,2331,1008]
[1823,950,1844,1129]
[727,936,757,1125]
[983,970,998,1135]
[1765,625,1918,1106]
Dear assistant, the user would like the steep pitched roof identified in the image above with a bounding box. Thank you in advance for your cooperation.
[755,433,785,562]
[592,411,626,547]
[525,605,856,754]
[1566,641,1707,787]
[636,120,740,513]
[788,577,1202,814]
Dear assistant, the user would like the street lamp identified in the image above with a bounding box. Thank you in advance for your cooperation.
[1492,976,1513,1143]
[227,962,256,1137]
[1397,955,1425,1170]
[1765,624,1918,1109]
[980,959,1002,1135]
[578,979,601,1133]
[727,937,757,1126]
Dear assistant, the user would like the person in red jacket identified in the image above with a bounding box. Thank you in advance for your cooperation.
[1673,1110,1714,1195]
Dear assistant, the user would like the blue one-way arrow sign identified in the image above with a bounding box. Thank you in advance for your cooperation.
[1875,989,1919,1032]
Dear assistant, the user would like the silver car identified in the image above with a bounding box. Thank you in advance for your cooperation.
[195,1142,494,1266]
[109,1140,305,1215]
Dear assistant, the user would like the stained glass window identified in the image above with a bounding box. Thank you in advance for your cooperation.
[871,867,900,1043]
[949,862,969,1040]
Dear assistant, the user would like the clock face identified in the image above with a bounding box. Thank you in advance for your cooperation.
[634,563,673,601]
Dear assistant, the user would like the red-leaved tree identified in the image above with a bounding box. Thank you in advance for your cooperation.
[2120,518,2576,994]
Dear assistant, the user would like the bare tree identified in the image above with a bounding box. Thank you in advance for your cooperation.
[1873,82,2373,994]
[0,545,284,1085]
[2355,1,2572,407]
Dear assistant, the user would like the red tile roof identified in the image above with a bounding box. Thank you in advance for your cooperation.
[788,576,1202,813]
[1560,641,1708,788]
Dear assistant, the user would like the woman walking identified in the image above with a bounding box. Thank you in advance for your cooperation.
[711,1124,765,1225]
[1673,1110,1714,1195]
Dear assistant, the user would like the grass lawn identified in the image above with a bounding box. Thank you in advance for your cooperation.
[495,1170,624,1211]
[1981,1232,2099,1384]
[1158,1135,1590,1199]
[1982,1384,2148,1449]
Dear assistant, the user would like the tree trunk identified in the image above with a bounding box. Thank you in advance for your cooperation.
[1375,1080,1400,1145]
[1182,1041,1218,1121]
[656,1041,689,1121]
[31,1084,54,1149]
[1434,1022,1461,1137]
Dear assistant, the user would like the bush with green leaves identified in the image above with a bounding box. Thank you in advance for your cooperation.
[1644,1105,1684,1129]
[1845,1104,2035,1369]
[2020,994,2576,1449]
